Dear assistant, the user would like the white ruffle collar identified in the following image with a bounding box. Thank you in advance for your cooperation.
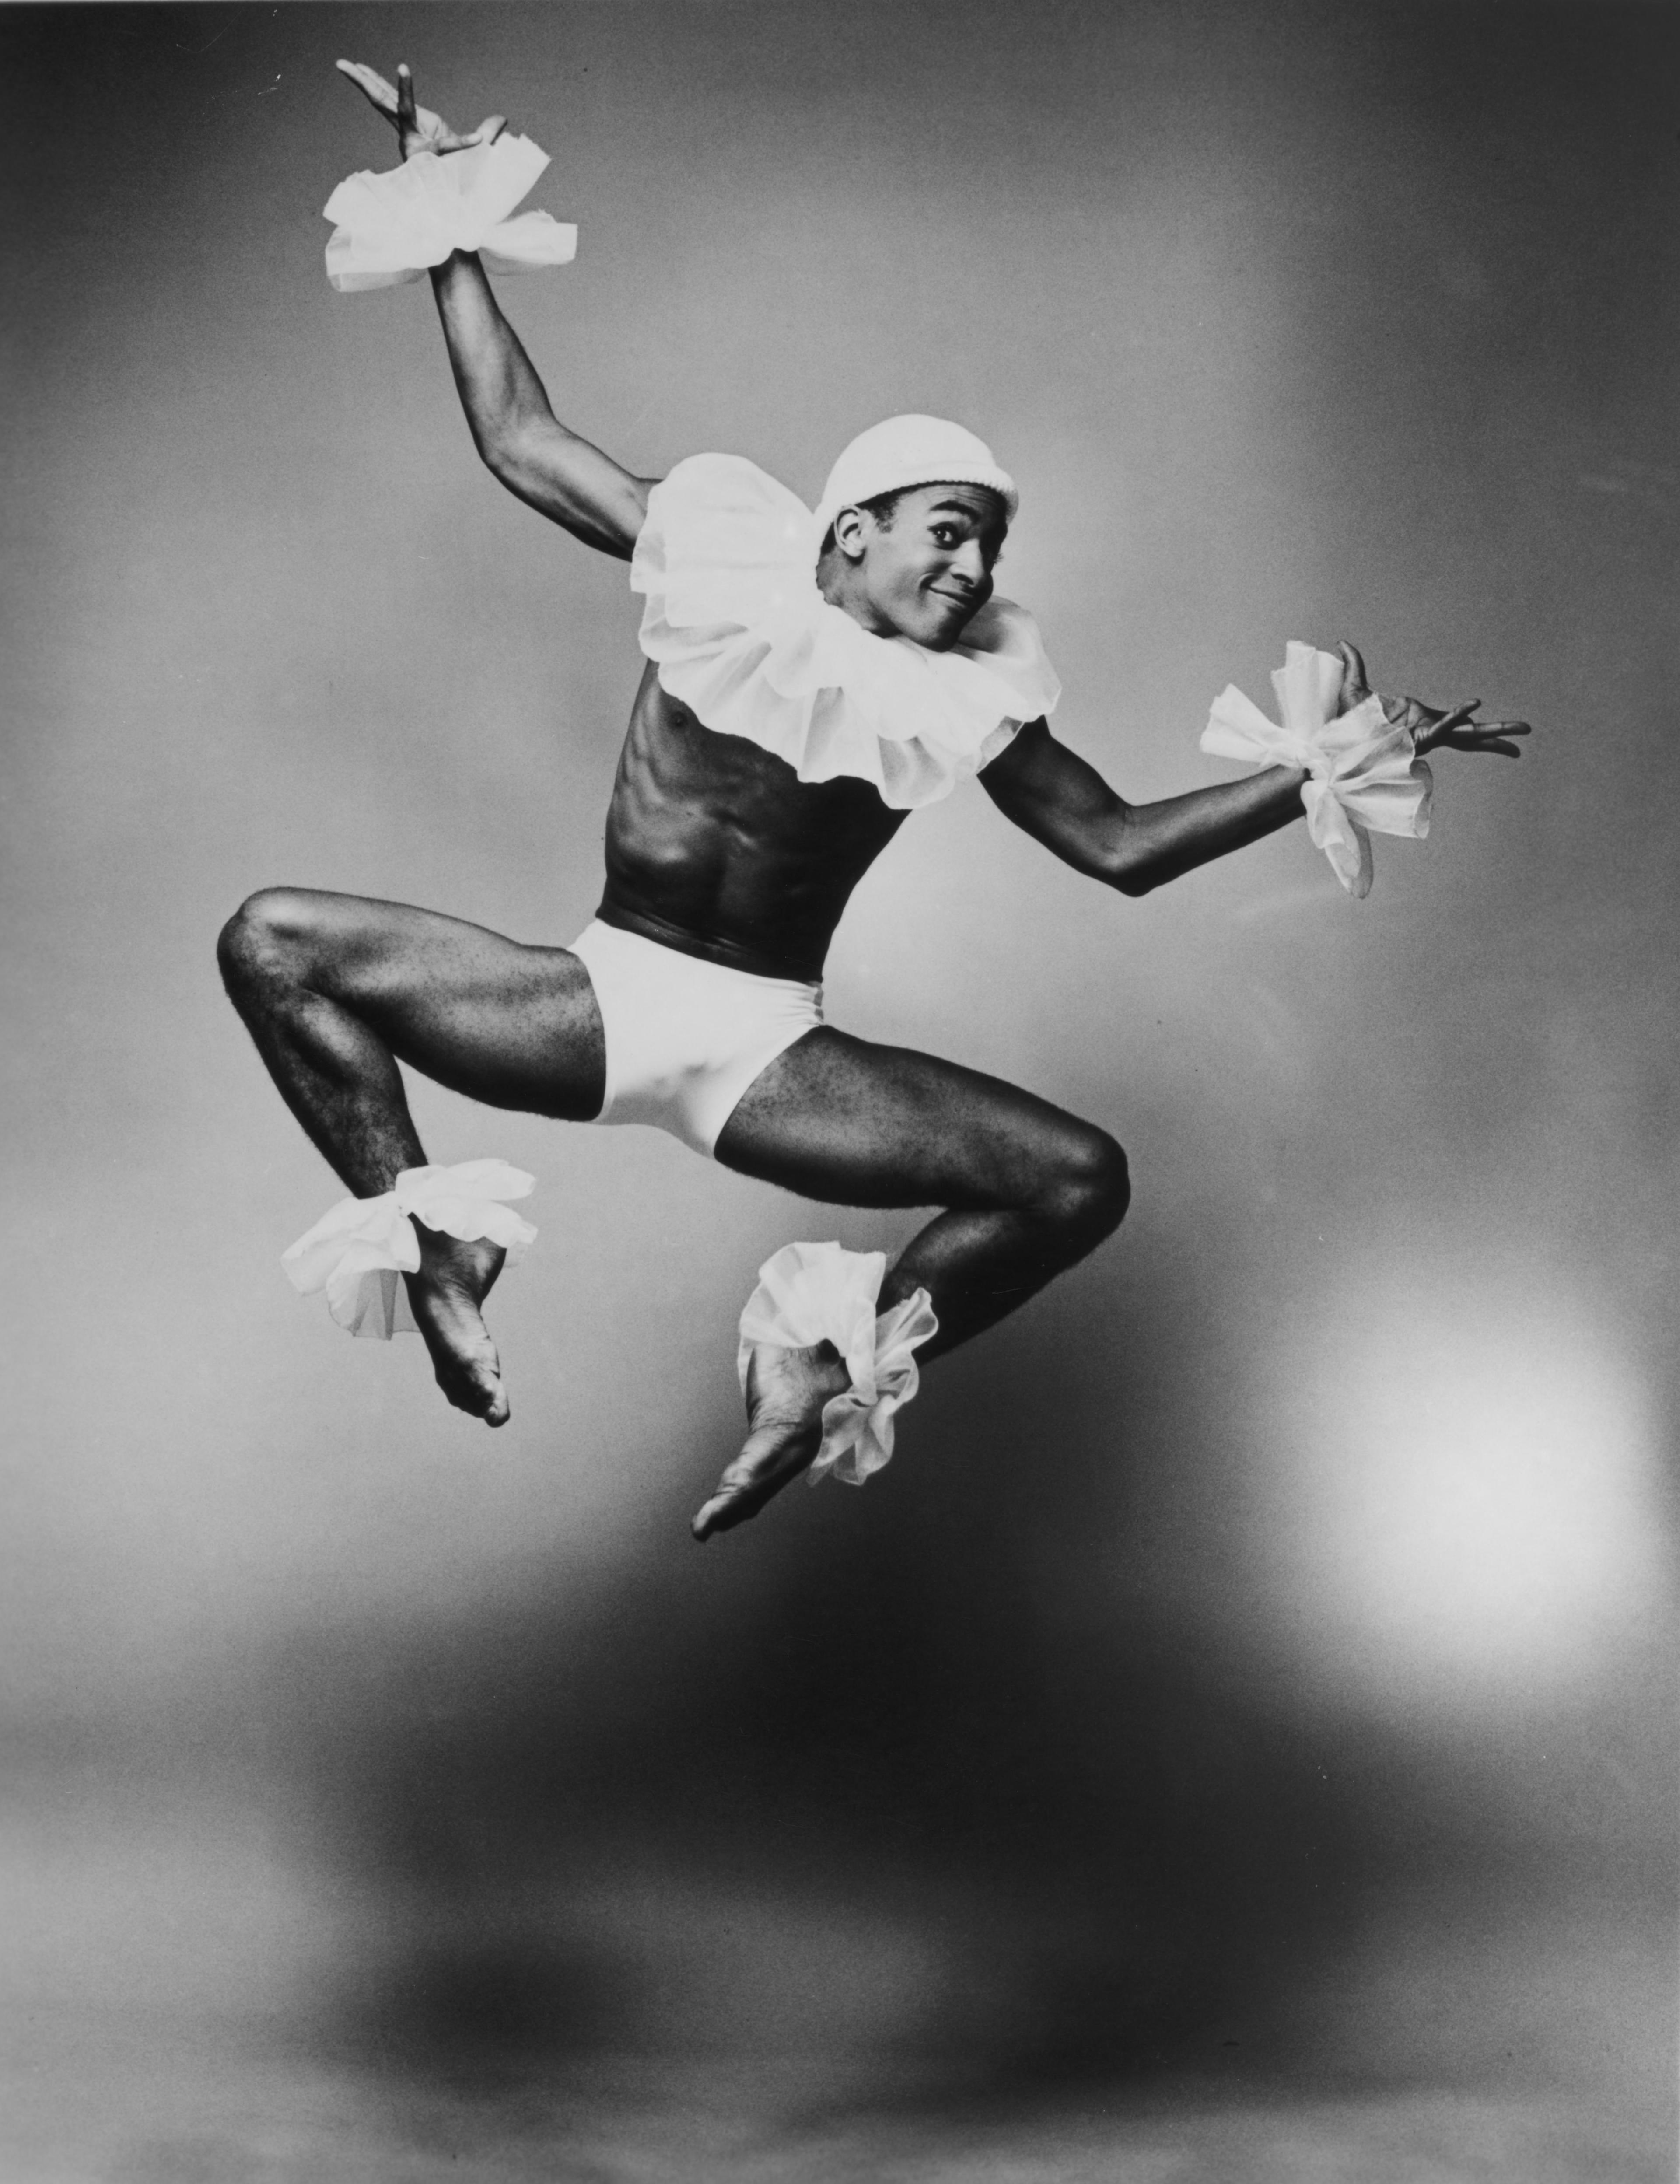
[630,453,1060,809]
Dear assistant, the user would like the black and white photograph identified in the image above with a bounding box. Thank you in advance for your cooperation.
[2,2,1674,2177]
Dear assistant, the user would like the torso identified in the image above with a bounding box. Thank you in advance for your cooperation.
[597,662,907,982]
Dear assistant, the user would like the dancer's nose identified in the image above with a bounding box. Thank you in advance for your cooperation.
[947,537,987,592]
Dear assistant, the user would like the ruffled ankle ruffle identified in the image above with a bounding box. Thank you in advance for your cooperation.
[282,1160,537,1340]
[738,1240,938,1486]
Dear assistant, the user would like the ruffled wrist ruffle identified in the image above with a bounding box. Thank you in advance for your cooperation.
[632,454,1061,810]
[281,1159,537,1340]
[737,1240,938,1486]
[323,134,577,293]
[1201,641,1432,899]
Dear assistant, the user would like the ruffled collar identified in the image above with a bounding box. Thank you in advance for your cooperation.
[630,453,1060,809]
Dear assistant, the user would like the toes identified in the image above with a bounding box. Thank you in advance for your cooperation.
[410,1279,509,1428]
[433,1353,508,1426]
[692,1344,850,1542]
[692,1478,769,1540]
[691,1425,819,1541]
[691,1473,764,1542]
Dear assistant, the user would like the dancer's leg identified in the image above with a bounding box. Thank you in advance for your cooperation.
[695,1028,1129,1533]
[217,888,605,1422]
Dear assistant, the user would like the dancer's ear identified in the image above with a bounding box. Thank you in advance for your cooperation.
[831,506,872,564]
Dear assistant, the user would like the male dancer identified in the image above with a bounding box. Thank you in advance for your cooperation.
[219,63,1527,1540]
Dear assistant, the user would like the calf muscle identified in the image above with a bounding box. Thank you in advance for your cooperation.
[715,1027,1129,1359]
[219,886,615,1430]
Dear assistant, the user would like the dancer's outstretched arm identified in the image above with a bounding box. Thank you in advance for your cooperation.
[338,60,654,558]
[982,641,1529,895]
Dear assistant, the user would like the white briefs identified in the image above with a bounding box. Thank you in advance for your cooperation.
[567,920,824,1158]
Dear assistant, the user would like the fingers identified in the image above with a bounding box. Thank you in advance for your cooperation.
[1337,639,1371,704]
[1431,713,1530,758]
[1456,721,1530,758]
[336,58,402,122]
[338,59,494,158]
[1377,679,1530,758]
[1409,697,1476,752]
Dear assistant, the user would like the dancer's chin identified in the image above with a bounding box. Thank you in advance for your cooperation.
[896,604,976,651]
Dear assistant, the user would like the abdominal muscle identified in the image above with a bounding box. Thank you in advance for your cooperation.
[597,664,906,983]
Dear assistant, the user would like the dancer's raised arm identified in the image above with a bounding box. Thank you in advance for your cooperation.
[981,641,1527,896]
[338,60,654,558]
[429,250,653,557]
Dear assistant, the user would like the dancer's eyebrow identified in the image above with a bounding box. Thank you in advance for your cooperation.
[926,499,1006,543]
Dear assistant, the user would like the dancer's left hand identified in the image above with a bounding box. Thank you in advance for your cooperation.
[336,58,507,159]
[1337,640,1531,759]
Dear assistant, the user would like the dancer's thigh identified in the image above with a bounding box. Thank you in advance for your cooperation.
[283,888,606,1120]
[713,1025,1100,1209]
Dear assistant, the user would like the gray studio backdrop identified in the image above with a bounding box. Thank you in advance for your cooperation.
[3,2,1675,2175]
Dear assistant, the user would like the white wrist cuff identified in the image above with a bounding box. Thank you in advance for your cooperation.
[1201,641,1432,899]
[322,134,577,293]
[737,1241,938,1488]
[281,1159,537,1340]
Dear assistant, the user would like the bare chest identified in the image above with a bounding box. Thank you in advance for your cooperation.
[616,665,904,866]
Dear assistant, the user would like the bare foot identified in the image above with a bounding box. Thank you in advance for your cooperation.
[403,1229,510,1426]
[691,1340,852,1542]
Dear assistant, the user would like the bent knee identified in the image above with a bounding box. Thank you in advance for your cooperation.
[217,888,326,993]
[1036,1126,1130,1239]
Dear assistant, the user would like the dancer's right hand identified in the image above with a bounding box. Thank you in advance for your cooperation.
[1337,640,1530,760]
[336,59,506,160]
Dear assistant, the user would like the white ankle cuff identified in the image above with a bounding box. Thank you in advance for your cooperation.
[281,1160,537,1341]
[737,1241,938,1487]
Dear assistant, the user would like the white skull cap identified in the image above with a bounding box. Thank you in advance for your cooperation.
[813,414,1018,544]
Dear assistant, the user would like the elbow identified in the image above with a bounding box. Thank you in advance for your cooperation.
[477,427,558,517]
[1104,847,1161,898]
[470,405,541,485]
[474,422,519,482]
[1094,807,1161,896]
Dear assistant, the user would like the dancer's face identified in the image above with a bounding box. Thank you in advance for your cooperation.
[837,483,1008,650]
